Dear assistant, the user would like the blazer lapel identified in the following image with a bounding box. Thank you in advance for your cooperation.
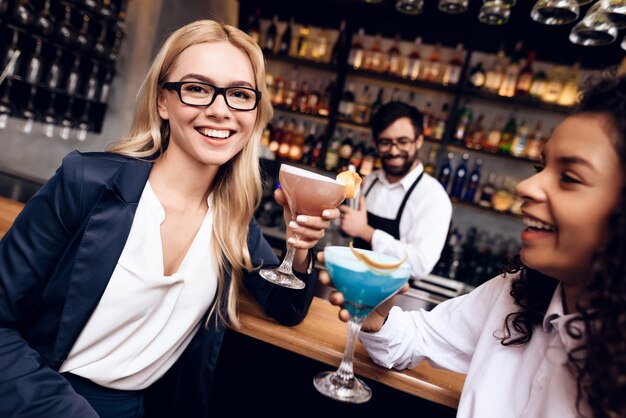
[52,158,152,365]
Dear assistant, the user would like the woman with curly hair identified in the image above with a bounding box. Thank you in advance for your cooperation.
[0,20,339,418]
[320,69,626,418]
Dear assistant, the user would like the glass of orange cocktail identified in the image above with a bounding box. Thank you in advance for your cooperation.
[260,164,346,289]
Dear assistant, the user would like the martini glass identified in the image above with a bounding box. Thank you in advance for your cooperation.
[314,246,411,403]
[259,164,346,289]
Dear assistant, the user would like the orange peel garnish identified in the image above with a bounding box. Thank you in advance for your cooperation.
[336,171,362,199]
[349,242,407,273]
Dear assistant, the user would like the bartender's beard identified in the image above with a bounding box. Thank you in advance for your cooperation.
[381,149,419,177]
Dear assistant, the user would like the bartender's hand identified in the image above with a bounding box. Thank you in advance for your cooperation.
[275,188,339,272]
[339,195,374,242]
[316,251,409,333]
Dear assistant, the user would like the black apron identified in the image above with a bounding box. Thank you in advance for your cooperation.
[353,171,424,250]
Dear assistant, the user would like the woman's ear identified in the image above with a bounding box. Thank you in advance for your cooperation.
[157,91,169,120]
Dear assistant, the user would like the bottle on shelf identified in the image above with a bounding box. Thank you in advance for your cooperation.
[386,34,403,76]
[294,79,310,113]
[423,144,439,176]
[13,0,34,26]
[330,20,347,67]
[246,8,261,44]
[437,152,455,192]
[484,45,506,93]
[370,87,384,118]
[296,23,311,58]
[42,92,57,138]
[76,14,92,49]
[465,113,485,150]
[421,102,433,137]
[557,62,580,107]
[21,86,37,134]
[453,100,473,141]
[515,51,535,96]
[100,0,118,17]
[300,123,318,165]
[263,14,279,54]
[359,146,377,177]
[288,120,306,161]
[402,36,422,80]
[524,121,546,161]
[337,130,355,172]
[347,28,366,71]
[46,49,63,90]
[277,118,294,159]
[422,44,441,83]
[85,63,100,101]
[463,158,482,203]
[35,0,55,36]
[0,80,14,130]
[59,98,75,141]
[510,119,530,158]
[432,103,449,141]
[482,114,503,153]
[450,152,470,199]
[311,27,329,62]
[352,84,373,125]
[58,5,73,45]
[498,112,518,154]
[309,129,326,168]
[364,33,383,72]
[337,83,356,121]
[108,30,124,61]
[350,138,367,172]
[442,43,463,86]
[76,102,93,142]
[498,41,522,98]
[542,66,567,104]
[306,78,322,115]
[277,17,293,56]
[268,117,284,154]
[2,30,21,78]
[100,67,114,103]
[66,56,81,96]
[25,38,43,84]
[316,77,335,117]
[468,61,486,89]
[492,176,515,212]
[94,24,110,57]
[528,70,548,101]
[477,172,497,208]
[324,128,343,172]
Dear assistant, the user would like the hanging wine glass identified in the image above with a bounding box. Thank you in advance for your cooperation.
[439,0,469,13]
[531,0,580,25]
[479,0,512,25]
[599,0,626,28]
[569,4,618,46]
[576,0,594,4]
[396,0,424,15]
[621,34,626,50]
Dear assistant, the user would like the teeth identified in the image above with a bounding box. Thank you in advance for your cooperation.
[523,216,556,232]
[199,128,231,139]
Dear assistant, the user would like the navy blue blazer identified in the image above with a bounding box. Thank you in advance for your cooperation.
[0,151,316,417]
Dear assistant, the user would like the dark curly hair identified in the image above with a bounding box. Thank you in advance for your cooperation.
[500,69,626,418]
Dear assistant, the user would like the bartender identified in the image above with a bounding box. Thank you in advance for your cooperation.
[340,101,452,279]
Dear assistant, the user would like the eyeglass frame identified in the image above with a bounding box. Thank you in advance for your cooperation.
[162,81,262,111]
[376,135,421,152]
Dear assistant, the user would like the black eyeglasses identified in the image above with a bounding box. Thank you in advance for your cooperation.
[376,137,418,152]
[162,81,261,111]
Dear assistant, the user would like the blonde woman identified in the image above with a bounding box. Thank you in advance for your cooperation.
[0,20,338,418]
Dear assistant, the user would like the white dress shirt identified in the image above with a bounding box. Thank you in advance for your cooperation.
[364,163,452,279]
[360,273,588,418]
[60,181,217,390]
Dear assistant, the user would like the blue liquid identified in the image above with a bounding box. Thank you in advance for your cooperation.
[324,246,411,317]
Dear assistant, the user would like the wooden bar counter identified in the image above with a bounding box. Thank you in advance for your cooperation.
[236,290,465,409]
[0,195,464,409]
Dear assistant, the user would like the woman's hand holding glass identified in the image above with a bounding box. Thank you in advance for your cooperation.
[274,189,339,273]
[316,251,410,333]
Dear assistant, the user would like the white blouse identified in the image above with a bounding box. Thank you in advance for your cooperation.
[59,181,217,390]
[359,273,589,418]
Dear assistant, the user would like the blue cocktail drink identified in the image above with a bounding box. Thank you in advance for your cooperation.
[314,245,411,404]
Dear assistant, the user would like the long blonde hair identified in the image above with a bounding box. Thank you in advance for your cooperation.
[107,20,274,327]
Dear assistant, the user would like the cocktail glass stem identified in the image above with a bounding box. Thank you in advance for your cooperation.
[274,232,300,276]
[313,314,372,403]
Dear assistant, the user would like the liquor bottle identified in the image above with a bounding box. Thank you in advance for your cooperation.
[515,51,535,96]
[498,112,518,154]
[100,67,114,103]
[450,153,470,199]
[484,45,506,92]
[542,66,567,104]
[528,70,547,101]
[76,102,92,142]
[42,92,57,138]
[2,30,21,78]
[437,152,455,192]
[288,120,306,161]
[324,128,343,172]
[13,0,34,26]
[85,63,100,101]
[337,131,355,172]
[352,84,373,124]
[422,102,433,137]
[311,27,329,61]
[94,24,109,57]
[463,158,482,203]
[300,123,317,165]
[100,0,117,17]
[21,86,38,134]
[296,23,311,58]
[386,34,403,76]
[524,121,545,161]
[25,38,43,84]
[370,87,384,118]
[268,117,284,154]
[76,14,91,49]
[365,33,383,72]
[283,68,298,109]
[401,36,422,81]
[0,80,13,130]
[294,79,310,112]
[35,0,55,36]
[309,130,326,168]
[350,139,367,171]
[359,146,377,176]
[423,44,441,83]
[442,43,463,86]
[347,28,365,69]
[108,30,124,61]
[277,18,293,55]
[246,8,261,44]
[432,103,449,140]
[492,176,514,212]
[66,56,81,95]
[423,145,438,176]
[557,62,580,107]
[59,98,75,140]
[453,101,473,141]
[337,83,356,120]
[498,41,522,98]
[510,120,530,157]
[468,62,486,89]
[482,114,503,153]
[465,114,485,150]
[477,172,497,208]
[263,15,279,54]
[277,118,294,159]
[58,5,73,44]
[330,20,347,66]
[46,49,63,89]
[316,77,335,117]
